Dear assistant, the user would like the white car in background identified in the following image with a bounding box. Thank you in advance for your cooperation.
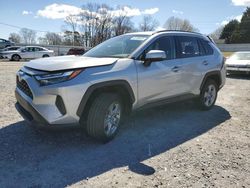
[226,51,250,74]
[0,46,21,59]
[1,46,54,61]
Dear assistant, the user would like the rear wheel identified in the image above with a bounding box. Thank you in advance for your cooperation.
[11,54,21,61]
[198,80,218,110]
[85,93,123,142]
[42,54,49,58]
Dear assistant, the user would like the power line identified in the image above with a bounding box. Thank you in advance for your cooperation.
[0,22,50,33]
[0,21,86,36]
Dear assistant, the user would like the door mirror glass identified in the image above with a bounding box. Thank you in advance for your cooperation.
[144,50,166,66]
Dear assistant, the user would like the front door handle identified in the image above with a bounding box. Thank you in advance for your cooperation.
[172,66,181,72]
[203,60,209,66]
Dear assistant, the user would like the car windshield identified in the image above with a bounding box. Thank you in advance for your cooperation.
[84,34,149,58]
[230,52,250,60]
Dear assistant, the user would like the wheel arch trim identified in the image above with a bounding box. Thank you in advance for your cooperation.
[200,70,222,90]
[76,80,135,117]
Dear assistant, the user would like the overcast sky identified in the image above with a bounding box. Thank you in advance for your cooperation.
[0,0,249,39]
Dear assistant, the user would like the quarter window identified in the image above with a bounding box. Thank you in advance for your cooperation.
[199,39,214,55]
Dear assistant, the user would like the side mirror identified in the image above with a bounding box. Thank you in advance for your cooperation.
[144,50,166,67]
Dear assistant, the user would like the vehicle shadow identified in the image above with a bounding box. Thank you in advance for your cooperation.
[0,102,231,187]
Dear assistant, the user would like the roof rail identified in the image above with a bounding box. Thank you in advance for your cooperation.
[153,30,202,35]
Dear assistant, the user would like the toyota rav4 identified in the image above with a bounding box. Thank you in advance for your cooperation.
[15,31,226,142]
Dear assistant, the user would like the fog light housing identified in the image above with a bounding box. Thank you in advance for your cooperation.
[55,96,66,115]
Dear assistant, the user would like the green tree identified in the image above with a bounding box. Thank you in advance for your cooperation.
[220,20,239,43]
[231,27,241,43]
[238,7,250,43]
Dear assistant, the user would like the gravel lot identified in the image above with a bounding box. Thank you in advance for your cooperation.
[0,61,249,188]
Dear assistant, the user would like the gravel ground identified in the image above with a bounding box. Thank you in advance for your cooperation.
[0,61,249,188]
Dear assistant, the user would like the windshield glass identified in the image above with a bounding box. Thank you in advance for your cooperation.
[84,35,149,58]
[230,52,250,60]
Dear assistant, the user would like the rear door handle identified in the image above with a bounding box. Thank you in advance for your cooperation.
[172,66,181,72]
[203,60,209,66]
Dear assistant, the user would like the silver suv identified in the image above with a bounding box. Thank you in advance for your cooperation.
[15,31,226,142]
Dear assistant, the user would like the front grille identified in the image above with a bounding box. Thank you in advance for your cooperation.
[227,65,248,68]
[16,76,33,99]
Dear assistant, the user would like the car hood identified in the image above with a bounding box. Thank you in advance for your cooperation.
[24,55,119,71]
[226,59,250,65]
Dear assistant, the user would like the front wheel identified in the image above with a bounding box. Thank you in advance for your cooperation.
[11,54,21,61]
[198,80,218,110]
[85,93,123,142]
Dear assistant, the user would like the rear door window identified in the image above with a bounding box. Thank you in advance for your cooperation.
[176,36,200,58]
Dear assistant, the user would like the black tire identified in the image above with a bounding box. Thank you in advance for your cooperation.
[85,93,123,142]
[11,54,21,61]
[198,79,218,110]
[42,54,49,58]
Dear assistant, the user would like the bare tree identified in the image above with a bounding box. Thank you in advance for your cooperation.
[44,32,62,45]
[8,33,21,43]
[65,15,79,45]
[139,15,159,31]
[79,3,113,47]
[38,37,47,45]
[209,26,224,40]
[19,28,36,44]
[113,14,134,36]
[164,17,198,32]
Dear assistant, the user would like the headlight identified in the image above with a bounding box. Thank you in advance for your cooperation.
[35,69,83,86]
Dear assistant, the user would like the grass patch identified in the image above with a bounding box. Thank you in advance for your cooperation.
[222,52,234,57]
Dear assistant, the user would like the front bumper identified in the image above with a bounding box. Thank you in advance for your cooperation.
[226,66,250,73]
[15,90,48,125]
[15,68,91,127]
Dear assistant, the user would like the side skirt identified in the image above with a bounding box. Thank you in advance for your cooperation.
[135,94,197,112]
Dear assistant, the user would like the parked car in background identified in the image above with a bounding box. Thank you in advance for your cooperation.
[0,46,21,52]
[67,48,85,55]
[1,46,54,61]
[0,38,14,49]
[226,51,250,74]
[0,46,21,59]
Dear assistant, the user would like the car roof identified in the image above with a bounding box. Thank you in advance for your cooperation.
[24,46,44,48]
[125,30,204,36]
[124,30,208,41]
[22,46,48,50]
[124,31,154,36]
